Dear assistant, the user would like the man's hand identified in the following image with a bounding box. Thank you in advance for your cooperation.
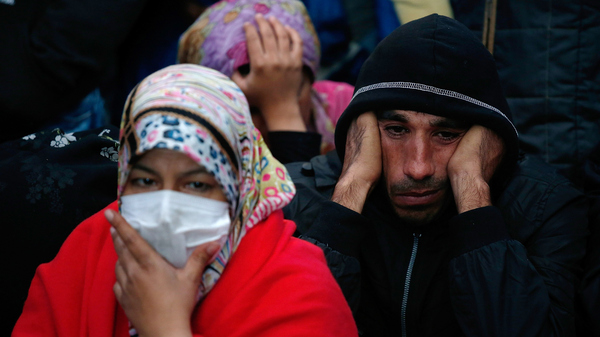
[106,209,220,337]
[332,112,382,213]
[447,125,505,213]
[231,14,305,132]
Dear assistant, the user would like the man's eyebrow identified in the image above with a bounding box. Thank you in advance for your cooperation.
[377,110,409,122]
[430,117,470,130]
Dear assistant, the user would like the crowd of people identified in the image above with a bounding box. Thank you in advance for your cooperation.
[3,0,600,336]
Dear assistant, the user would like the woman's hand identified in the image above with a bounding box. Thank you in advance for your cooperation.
[231,14,306,132]
[106,209,220,337]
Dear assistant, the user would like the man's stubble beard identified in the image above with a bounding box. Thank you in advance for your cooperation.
[386,176,454,226]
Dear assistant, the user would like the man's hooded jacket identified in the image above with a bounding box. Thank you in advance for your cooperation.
[284,14,588,337]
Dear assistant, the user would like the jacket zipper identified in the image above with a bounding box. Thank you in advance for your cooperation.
[401,233,421,337]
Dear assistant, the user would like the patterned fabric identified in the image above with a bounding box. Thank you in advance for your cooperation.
[118,64,296,300]
[178,0,336,153]
[178,0,319,79]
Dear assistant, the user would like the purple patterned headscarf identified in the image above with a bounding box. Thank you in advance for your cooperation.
[178,0,320,79]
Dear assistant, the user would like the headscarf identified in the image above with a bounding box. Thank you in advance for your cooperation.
[118,64,296,299]
[178,0,336,153]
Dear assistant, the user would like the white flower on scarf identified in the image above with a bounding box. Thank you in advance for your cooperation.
[22,133,36,141]
[101,147,118,162]
[98,129,111,137]
[50,133,76,148]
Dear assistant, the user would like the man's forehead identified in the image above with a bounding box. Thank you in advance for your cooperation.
[376,110,470,129]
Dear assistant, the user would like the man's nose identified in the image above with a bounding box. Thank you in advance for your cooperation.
[403,138,435,181]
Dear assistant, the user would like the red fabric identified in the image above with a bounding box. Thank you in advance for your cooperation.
[13,201,357,337]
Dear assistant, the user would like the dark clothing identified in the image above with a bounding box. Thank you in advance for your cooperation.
[268,131,322,164]
[451,0,600,185]
[576,144,600,336]
[2,126,119,335]
[0,0,147,141]
[284,151,589,336]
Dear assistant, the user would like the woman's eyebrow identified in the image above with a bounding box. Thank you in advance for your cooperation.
[131,164,157,175]
[180,166,210,177]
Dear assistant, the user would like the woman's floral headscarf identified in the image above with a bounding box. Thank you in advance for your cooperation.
[118,64,296,299]
[178,0,336,153]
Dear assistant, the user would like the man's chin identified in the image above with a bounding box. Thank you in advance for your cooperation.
[392,204,444,226]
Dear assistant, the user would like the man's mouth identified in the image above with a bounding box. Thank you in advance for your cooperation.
[393,189,442,207]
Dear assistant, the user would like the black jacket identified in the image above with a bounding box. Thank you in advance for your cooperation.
[451,0,600,186]
[284,151,589,336]
[576,143,600,336]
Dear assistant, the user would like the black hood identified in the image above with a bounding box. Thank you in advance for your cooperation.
[335,14,519,176]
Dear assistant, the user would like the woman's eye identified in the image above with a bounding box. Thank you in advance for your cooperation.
[186,181,210,191]
[132,178,155,187]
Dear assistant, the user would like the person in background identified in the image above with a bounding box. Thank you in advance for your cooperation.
[452,0,600,186]
[2,126,119,335]
[12,64,357,337]
[0,0,148,142]
[283,14,589,336]
[178,0,354,163]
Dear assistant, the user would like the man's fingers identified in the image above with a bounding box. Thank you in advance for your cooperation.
[183,241,221,284]
[105,209,155,265]
[357,111,378,127]
[255,14,277,54]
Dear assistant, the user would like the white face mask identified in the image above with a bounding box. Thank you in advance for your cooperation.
[120,190,231,268]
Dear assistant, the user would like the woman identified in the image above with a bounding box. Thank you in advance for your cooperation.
[12,64,357,336]
[178,0,355,163]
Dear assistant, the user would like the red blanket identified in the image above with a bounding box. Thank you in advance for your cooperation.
[13,201,357,337]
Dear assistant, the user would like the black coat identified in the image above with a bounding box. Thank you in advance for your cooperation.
[451,0,600,186]
[284,151,589,336]
[577,144,600,336]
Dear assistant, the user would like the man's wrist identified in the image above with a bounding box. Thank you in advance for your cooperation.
[331,173,373,214]
[451,172,492,213]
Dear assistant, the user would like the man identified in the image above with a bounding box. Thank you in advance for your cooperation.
[284,14,589,336]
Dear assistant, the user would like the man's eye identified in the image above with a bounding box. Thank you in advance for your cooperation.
[436,131,460,141]
[385,125,408,135]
